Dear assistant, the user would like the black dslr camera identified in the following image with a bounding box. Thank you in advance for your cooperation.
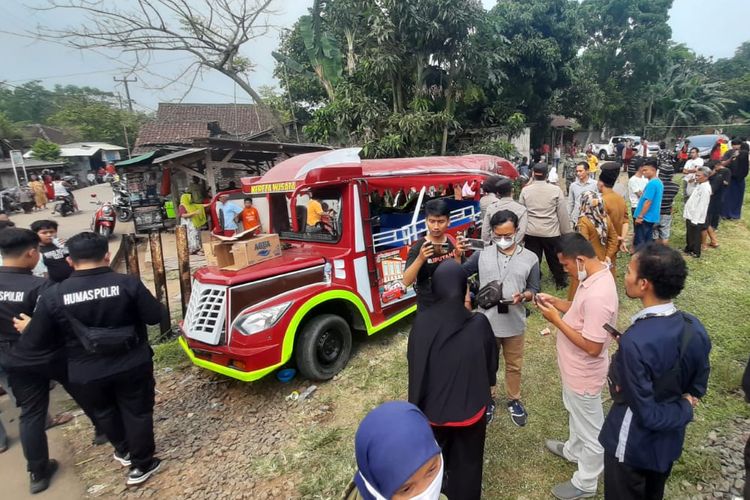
[476,280,514,314]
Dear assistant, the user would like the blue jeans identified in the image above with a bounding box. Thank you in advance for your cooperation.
[633,221,655,249]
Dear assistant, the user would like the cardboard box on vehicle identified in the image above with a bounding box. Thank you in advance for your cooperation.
[203,234,282,270]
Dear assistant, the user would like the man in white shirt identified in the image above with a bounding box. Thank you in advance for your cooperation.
[627,165,648,220]
[567,162,598,224]
[683,167,712,258]
[682,147,704,198]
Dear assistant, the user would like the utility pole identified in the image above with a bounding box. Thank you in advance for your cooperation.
[113,75,137,112]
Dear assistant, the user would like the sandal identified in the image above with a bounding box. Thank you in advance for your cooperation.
[709,243,719,248]
[46,412,74,429]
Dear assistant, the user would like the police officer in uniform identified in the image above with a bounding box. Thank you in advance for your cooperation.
[15,232,165,487]
[0,228,60,493]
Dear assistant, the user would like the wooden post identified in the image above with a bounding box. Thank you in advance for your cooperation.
[205,149,217,197]
[124,234,140,277]
[149,231,171,334]
[175,225,192,316]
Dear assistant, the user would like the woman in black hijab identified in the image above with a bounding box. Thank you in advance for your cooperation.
[407,259,498,500]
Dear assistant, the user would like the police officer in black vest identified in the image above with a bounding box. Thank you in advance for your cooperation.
[0,228,60,493]
[15,231,165,487]
[599,243,711,499]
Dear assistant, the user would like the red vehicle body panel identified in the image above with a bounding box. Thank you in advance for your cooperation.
[182,151,517,381]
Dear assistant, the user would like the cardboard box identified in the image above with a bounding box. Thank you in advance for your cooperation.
[203,234,282,271]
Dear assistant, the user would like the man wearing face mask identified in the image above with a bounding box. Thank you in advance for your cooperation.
[465,210,540,427]
[535,233,618,500]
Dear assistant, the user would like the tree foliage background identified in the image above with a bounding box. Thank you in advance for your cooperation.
[3,0,750,158]
[270,0,750,156]
[0,82,148,148]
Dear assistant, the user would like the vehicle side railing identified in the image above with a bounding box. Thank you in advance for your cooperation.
[372,205,481,252]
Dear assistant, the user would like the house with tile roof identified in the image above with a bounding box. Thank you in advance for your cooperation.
[133,103,283,153]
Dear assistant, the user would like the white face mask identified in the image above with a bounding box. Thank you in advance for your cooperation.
[358,454,444,500]
[494,236,515,251]
[576,259,588,282]
[409,456,444,500]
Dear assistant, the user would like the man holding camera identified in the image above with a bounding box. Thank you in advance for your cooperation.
[465,210,539,427]
[535,233,618,499]
[599,243,710,499]
[403,199,466,311]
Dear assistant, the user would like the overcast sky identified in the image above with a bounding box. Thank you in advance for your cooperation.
[0,0,747,112]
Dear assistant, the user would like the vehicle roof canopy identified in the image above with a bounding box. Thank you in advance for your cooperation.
[242,148,517,194]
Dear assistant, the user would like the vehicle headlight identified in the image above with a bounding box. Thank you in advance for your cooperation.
[102,206,113,215]
[235,302,291,336]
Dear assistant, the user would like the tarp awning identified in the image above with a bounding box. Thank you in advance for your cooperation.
[115,151,157,167]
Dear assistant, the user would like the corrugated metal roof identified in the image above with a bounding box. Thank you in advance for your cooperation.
[115,151,157,167]
[59,142,126,157]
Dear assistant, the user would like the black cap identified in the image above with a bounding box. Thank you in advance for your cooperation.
[598,162,620,188]
[532,163,548,176]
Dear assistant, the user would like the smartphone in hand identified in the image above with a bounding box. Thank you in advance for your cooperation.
[603,323,622,340]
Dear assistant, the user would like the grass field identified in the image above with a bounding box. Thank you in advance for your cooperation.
[243,179,750,499]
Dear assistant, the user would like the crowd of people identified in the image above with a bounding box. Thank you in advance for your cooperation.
[0,136,745,498]
[0,214,163,494]
[346,138,746,499]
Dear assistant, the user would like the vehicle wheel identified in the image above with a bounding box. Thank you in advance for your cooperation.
[117,208,133,222]
[98,225,112,238]
[599,150,608,160]
[295,314,352,381]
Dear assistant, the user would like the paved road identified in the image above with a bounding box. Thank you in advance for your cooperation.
[1,182,135,499]
[0,387,88,499]
[7,182,133,252]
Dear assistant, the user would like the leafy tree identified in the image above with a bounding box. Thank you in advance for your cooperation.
[487,0,584,125]
[295,0,506,156]
[0,112,21,139]
[32,139,62,161]
[578,0,674,130]
[48,101,147,147]
[0,82,55,123]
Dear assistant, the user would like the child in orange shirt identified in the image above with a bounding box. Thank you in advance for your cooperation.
[240,198,261,232]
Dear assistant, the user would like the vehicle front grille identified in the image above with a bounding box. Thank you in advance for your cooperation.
[183,280,227,346]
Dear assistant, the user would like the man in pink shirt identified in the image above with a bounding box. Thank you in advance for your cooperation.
[535,233,619,500]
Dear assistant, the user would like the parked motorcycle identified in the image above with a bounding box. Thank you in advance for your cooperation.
[89,193,117,238]
[54,195,75,217]
[111,182,133,222]
[0,188,22,213]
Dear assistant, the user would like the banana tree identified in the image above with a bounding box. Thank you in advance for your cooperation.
[299,13,343,102]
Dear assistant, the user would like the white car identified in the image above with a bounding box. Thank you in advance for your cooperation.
[591,135,656,160]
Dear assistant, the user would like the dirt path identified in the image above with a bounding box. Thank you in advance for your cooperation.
[64,366,311,499]
[0,385,86,499]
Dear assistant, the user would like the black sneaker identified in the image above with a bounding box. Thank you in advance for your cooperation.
[507,400,528,427]
[30,459,58,494]
[113,450,131,467]
[485,398,496,424]
[127,458,162,486]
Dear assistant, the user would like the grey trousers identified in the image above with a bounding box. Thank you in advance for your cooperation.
[562,385,605,493]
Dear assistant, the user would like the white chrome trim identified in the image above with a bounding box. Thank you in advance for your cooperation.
[353,184,365,252]
[294,148,362,180]
[353,256,374,312]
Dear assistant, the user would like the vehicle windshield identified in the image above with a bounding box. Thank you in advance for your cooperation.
[279,188,343,243]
